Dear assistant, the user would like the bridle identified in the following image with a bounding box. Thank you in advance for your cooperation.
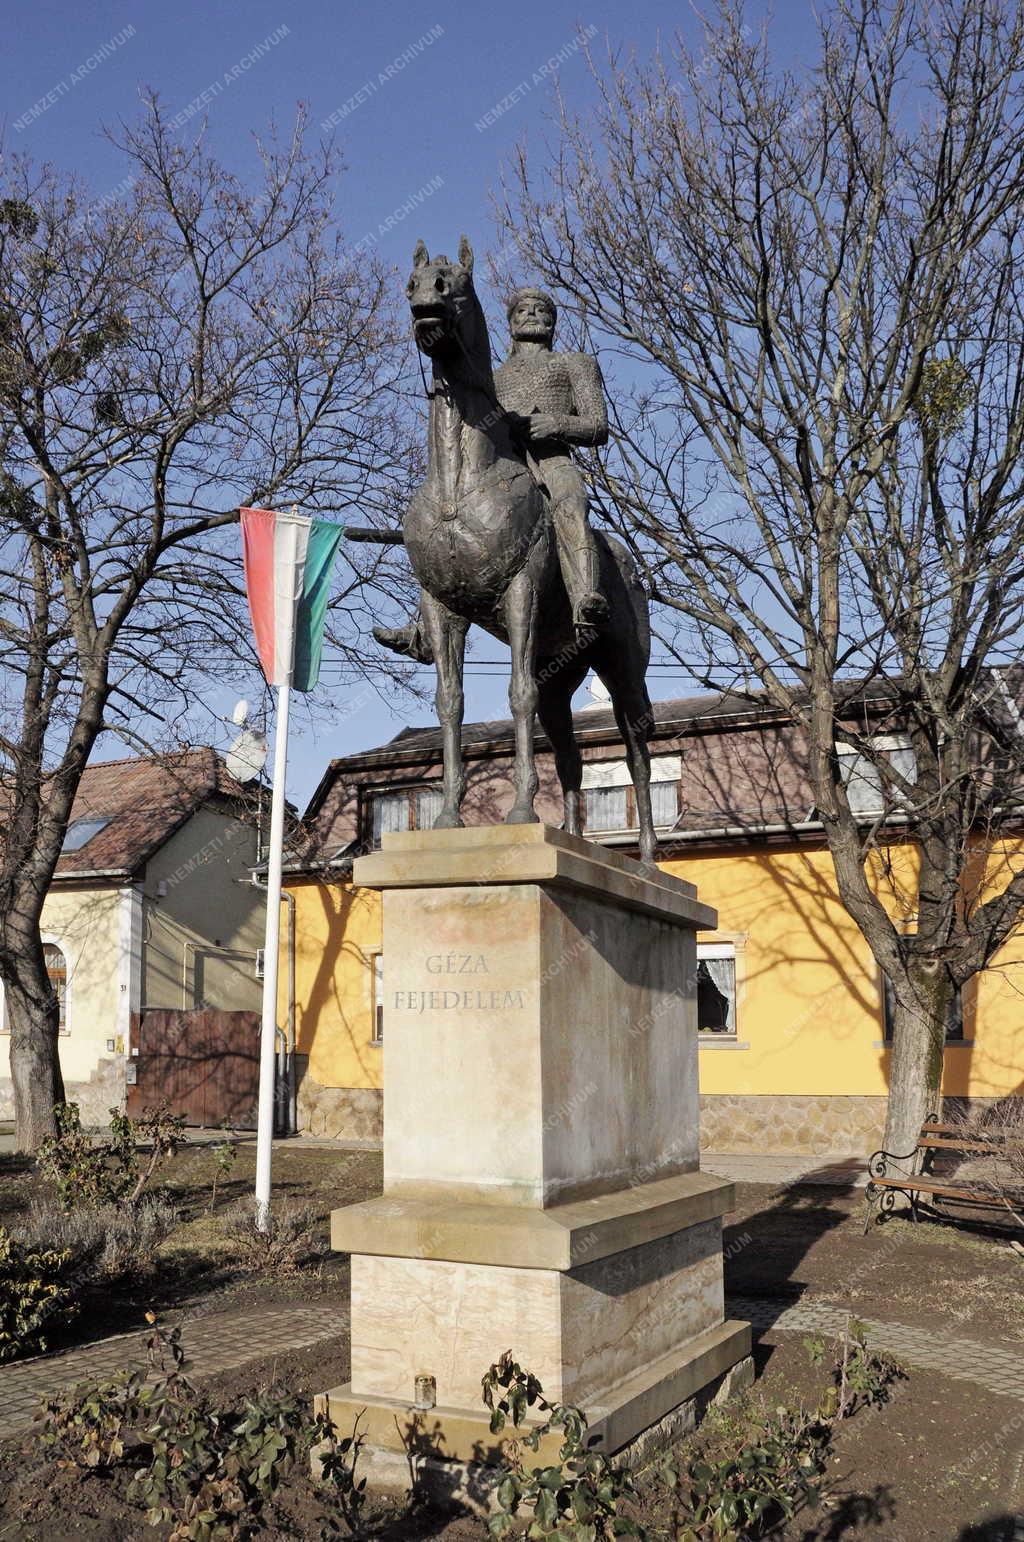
[412,301,551,502]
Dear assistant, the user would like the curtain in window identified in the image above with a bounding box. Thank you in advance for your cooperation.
[841,753,883,813]
[650,780,678,826]
[371,791,410,846]
[415,786,443,830]
[697,957,735,1033]
[586,785,628,831]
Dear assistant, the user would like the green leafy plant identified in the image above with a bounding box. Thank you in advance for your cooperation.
[314,1409,368,1533]
[912,356,975,442]
[481,1350,643,1540]
[664,1405,829,1541]
[39,1365,153,1469]
[39,1315,319,1540]
[803,1316,904,1420]
[219,1198,328,1277]
[0,1225,77,1362]
[36,1101,186,1211]
[37,1313,184,1469]
[133,1384,315,1540]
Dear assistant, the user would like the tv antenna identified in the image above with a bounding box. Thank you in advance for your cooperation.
[224,698,268,784]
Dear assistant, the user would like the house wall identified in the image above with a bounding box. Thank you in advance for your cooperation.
[284,837,1024,1152]
[0,885,128,1124]
[663,842,1024,1152]
[141,806,265,1013]
[280,877,383,1140]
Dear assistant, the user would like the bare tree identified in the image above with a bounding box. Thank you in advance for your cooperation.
[496,0,1024,1156]
[0,97,417,1150]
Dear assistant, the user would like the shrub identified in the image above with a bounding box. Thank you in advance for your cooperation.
[14,1195,178,1283]
[218,1199,328,1277]
[315,1410,368,1532]
[804,1316,904,1420]
[39,1365,153,1469]
[36,1101,187,1211]
[0,1225,78,1362]
[39,1317,321,1541]
[134,1383,315,1540]
[665,1407,829,1541]
[944,1097,1024,1216]
[481,1350,643,1540]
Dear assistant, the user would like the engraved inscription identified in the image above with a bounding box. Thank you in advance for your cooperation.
[393,988,526,1012]
[393,954,525,1011]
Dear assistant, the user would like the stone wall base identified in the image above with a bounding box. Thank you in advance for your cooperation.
[698,1093,1011,1155]
[295,1056,382,1141]
[0,1057,125,1129]
[289,1083,1015,1154]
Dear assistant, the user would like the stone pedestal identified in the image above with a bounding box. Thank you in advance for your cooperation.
[318,826,750,1500]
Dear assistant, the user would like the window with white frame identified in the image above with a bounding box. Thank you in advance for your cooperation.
[370,952,384,1045]
[697,942,737,1036]
[368,784,444,848]
[583,756,681,834]
[838,735,916,815]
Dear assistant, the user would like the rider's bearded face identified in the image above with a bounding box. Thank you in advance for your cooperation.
[511,299,555,344]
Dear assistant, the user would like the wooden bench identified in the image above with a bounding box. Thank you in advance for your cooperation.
[865,1114,1024,1231]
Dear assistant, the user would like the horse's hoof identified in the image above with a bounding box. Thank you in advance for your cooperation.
[432,812,464,830]
[505,807,539,826]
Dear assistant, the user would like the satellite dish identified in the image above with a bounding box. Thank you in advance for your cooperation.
[587,673,612,705]
[231,698,250,726]
[225,728,268,784]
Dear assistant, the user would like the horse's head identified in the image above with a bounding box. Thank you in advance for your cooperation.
[406,236,479,360]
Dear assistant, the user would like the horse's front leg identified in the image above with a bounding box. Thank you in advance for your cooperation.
[420,593,468,828]
[502,569,540,824]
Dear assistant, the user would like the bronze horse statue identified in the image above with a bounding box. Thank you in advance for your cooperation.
[400,236,657,861]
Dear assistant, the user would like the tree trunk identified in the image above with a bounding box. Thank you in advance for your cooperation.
[881,956,949,1166]
[3,914,65,1152]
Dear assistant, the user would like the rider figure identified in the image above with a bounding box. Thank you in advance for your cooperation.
[374,285,610,662]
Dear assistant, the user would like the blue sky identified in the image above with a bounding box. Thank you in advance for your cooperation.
[4,0,799,807]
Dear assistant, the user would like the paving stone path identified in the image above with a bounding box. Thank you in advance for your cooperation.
[0,1302,346,1440]
[3,1291,1020,1442]
[727,1292,1024,1401]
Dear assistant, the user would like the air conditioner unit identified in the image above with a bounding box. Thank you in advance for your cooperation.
[255,948,265,979]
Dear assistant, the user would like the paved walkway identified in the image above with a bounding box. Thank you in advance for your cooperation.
[727,1292,1024,1401]
[0,1301,346,1440]
[705,1153,868,1188]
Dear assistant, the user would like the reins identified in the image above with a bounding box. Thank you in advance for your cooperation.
[416,317,551,503]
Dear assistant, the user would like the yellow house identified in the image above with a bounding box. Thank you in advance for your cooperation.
[280,693,1024,1152]
[0,749,267,1125]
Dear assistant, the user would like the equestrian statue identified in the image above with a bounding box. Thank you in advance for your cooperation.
[366,236,658,862]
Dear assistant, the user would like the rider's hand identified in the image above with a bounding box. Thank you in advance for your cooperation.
[526,413,563,441]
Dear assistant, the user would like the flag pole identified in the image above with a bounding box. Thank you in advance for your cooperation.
[255,679,290,1229]
[243,500,340,1231]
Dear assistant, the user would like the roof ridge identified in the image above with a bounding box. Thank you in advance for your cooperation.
[80,746,219,771]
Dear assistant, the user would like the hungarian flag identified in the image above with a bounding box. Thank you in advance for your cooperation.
[240,507,343,691]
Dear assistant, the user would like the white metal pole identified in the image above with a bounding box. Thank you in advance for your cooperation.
[254,681,291,1230]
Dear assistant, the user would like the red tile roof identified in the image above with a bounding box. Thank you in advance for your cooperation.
[49,747,257,878]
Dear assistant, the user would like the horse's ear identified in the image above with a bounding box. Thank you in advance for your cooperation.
[413,239,429,268]
[458,235,474,274]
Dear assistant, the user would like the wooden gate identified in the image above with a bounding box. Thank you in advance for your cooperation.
[127,1009,261,1128]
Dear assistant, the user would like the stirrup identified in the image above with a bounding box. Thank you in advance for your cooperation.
[573,591,610,630]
